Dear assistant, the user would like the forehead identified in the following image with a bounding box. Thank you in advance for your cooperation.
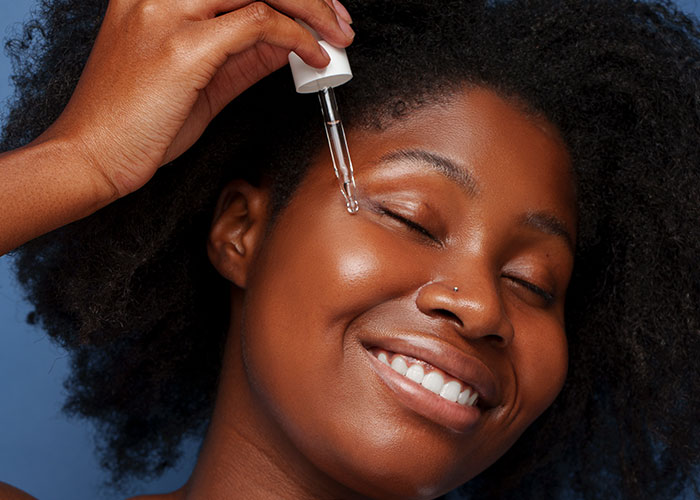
[352,87,570,175]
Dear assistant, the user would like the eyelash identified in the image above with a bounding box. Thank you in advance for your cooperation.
[378,207,441,244]
[505,275,555,305]
[379,205,555,305]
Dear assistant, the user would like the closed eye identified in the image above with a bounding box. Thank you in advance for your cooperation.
[505,275,555,305]
[379,207,441,245]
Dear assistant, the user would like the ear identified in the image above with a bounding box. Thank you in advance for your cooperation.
[207,180,270,288]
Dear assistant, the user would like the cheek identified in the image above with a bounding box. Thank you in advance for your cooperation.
[238,209,406,421]
[258,231,385,325]
[250,210,431,329]
[511,317,568,423]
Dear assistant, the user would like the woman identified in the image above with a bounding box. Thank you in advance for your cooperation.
[0,0,698,498]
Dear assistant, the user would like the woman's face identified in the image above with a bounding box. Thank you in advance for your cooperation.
[230,87,575,498]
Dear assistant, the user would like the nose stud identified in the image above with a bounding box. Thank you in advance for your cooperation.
[453,286,459,292]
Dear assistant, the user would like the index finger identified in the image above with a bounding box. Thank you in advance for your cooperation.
[283,0,354,47]
[199,0,354,48]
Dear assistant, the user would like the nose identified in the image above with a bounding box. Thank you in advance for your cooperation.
[415,278,514,347]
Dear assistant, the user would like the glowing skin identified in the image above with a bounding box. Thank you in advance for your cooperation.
[194,87,576,500]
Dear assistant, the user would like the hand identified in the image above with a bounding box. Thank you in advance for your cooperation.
[43,0,354,198]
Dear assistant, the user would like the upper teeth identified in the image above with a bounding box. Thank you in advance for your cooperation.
[375,349,479,407]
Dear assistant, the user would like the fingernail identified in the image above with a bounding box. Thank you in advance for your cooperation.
[337,15,355,40]
[332,0,353,24]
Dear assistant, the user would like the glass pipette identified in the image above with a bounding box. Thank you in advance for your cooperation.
[288,21,359,214]
[318,86,359,214]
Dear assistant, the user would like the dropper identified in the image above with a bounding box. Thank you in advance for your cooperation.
[288,22,359,214]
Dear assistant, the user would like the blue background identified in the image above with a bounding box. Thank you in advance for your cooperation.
[0,1,698,499]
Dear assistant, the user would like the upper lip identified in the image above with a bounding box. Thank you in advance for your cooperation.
[362,334,501,409]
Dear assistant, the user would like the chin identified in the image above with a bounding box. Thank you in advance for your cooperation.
[291,414,503,500]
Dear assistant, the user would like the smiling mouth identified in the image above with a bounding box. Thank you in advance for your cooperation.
[362,341,492,432]
[370,347,481,408]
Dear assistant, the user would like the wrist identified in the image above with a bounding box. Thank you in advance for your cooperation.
[0,134,122,254]
[35,129,122,208]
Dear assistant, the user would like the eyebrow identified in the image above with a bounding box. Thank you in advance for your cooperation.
[378,149,479,196]
[378,148,575,252]
[520,212,576,253]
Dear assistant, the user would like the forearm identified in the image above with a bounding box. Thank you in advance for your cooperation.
[0,135,116,255]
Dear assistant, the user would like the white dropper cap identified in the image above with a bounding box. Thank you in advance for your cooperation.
[288,20,353,93]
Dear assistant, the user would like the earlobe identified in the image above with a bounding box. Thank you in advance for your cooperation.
[207,180,270,288]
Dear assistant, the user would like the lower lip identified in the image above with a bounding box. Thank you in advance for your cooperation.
[363,347,482,433]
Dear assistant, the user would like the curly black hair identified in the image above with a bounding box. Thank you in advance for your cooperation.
[2,0,699,498]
